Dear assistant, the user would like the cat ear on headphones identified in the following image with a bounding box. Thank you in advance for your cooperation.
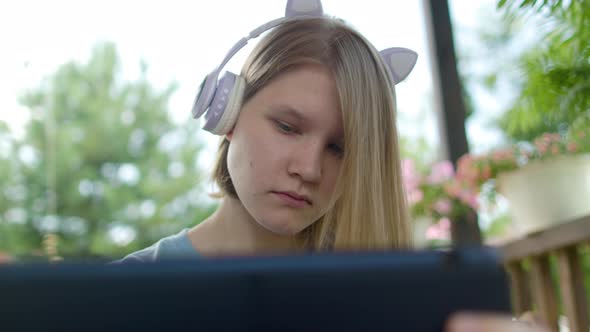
[285,0,324,18]
[379,47,418,85]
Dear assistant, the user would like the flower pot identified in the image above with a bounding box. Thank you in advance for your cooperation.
[497,154,590,235]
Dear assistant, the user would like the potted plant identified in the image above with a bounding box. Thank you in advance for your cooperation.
[455,129,590,236]
[402,159,477,247]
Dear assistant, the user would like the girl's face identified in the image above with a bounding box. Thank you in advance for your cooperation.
[226,64,344,236]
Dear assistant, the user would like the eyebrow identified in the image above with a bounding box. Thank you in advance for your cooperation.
[273,105,308,124]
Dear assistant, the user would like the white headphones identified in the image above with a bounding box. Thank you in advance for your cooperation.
[191,0,418,135]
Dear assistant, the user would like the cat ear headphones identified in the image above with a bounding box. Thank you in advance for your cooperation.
[191,0,418,135]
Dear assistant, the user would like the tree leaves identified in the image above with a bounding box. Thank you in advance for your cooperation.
[494,0,590,141]
[1,42,216,260]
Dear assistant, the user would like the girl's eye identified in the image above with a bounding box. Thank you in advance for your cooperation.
[328,143,344,157]
[275,120,297,134]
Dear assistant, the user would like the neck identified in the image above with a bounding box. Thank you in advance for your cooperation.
[188,196,302,257]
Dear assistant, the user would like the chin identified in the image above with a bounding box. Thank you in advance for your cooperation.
[257,219,305,237]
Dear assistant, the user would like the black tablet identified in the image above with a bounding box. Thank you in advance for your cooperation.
[0,247,511,332]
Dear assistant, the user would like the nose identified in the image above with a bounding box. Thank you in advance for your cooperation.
[287,141,322,183]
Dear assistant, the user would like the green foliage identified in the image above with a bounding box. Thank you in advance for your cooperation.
[399,135,435,168]
[499,0,572,12]
[495,0,590,141]
[0,123,36,256]
[0,43,216,261]
[482,212,512,238]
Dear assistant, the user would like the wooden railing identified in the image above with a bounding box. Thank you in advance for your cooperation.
[499,215,590,332]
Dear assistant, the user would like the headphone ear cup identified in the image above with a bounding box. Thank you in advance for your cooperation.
[215,75,245,135]
[202,72,246,135]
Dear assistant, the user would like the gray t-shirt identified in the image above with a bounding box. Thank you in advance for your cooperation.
[114,228,200,263]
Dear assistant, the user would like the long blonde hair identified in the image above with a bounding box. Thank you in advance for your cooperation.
[211,17,411,250]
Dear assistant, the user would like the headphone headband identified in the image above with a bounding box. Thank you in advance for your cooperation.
[192,0,324,119]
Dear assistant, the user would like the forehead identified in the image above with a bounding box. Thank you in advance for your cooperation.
[251,64,343,136]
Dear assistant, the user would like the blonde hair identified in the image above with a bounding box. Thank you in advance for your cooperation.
[212,17,411,251]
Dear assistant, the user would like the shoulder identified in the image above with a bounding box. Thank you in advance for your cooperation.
[112,228,200,264]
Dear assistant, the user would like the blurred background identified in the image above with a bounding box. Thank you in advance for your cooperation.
[0,0,589,262]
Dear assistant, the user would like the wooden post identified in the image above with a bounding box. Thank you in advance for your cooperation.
[422,0,470,165]
[422,0,481,246]
[505,261,532,315]
[529,255,559,331]
[450,209,482,247]
[556,246,589,332]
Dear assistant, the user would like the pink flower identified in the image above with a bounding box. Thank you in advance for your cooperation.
[425,219,451,240]
[407,189,424,205]
[456,163,479,184]
[0,252,12,264]
[537,142,548,154]
[458,189,479,210]
[427,160,454,184]
[457,155,474,174]
[444,181,461,197]
[439,217,451,230]
[567,142,577,153]
[492,149,513,161]
[401,159,415,176]
[434,198,452,215]
[425,226,442,240]
[543,133,561,143]
[467,196,479,210]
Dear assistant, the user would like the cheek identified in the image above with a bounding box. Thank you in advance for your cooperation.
[227,132,282,189]
[226,138,249,189]
[322,173,338,195]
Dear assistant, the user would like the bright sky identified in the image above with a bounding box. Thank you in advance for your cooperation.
[0,0,505,165]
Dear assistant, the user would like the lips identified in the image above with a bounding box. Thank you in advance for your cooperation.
[274,191,312,205]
